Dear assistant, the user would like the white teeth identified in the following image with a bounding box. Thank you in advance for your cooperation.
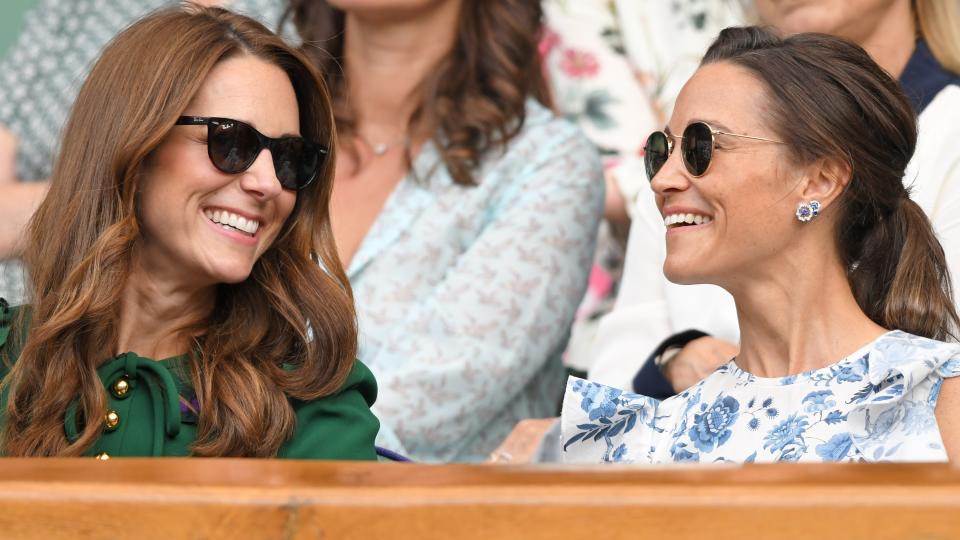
[663,213,713,228]
[204,209,260,236]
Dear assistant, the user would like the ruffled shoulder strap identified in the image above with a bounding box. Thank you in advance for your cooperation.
[561,376,663,463]
[865,330,960,387]
[846,331,960,462]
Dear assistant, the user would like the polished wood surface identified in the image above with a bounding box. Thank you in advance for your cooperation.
[0,459,958,539]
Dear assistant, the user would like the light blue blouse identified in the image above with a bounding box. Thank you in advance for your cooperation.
[352,101,604,462]
[562,330,960,463]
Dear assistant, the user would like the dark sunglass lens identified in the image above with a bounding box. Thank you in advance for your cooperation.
[644,131,669,181]
[273,139,321,190]
[682,122,713,176]
[209,121,259,173]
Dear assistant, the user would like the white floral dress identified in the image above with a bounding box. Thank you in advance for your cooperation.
[562,331,960,463]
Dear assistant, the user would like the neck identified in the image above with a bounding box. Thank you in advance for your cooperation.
[342,2,461,141]
[726,233,887,377]
[855,1,916,79]
[118,256,215,360]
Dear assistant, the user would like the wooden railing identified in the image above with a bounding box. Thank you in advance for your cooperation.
[0,459,958,539]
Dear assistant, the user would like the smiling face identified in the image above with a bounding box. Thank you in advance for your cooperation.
[137,54,300,287]
[651,62,805,287]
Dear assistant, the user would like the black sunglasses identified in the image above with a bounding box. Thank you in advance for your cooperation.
[175,116,327,190]
[643,121,783,181]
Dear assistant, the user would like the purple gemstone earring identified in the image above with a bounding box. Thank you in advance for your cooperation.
[796,200,821,222]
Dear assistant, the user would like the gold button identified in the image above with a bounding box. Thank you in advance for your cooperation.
[95,452,110,460]
[104,410,120,431]
[112,378,130,398]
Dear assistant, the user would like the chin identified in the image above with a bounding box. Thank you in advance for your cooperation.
[207,263,256,285]
[662,258,709,286]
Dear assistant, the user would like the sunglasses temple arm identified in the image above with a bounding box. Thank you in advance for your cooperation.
[713,130,785,144]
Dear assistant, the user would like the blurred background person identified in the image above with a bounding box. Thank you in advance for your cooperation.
[284,0,604,462]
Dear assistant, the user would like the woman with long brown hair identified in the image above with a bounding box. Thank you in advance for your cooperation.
[284,0,604,462]
[0,5,378,458]
[562,27,960,463]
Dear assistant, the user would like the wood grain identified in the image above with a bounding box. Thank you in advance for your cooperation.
[0,459,957,539]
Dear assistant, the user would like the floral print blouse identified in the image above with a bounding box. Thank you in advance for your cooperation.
[562,331,960,463]
[352,100,604,463]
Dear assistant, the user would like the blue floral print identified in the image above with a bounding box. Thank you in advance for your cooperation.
[816,433,854,460]
[573,379,623,421]
[688,395,740,452]
[562,331,960,463]
[763,414,809,460]
[802,390,836,413]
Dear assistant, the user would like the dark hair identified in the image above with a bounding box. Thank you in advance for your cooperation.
[4,6,357,456]
[702,26,958,340]
[283,0,551,186]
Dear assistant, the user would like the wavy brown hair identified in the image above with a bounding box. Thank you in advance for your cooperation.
[703,27,958,340]
[1,5,357,456]
[283,0,551,186]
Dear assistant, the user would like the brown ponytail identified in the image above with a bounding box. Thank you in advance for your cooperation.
[849,195,957,340]
[703,27,958,340]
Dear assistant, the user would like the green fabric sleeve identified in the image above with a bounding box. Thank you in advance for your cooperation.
[280,360,380,460]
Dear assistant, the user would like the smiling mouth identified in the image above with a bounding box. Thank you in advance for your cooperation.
[204,208,260,237]
[663,213,713,229]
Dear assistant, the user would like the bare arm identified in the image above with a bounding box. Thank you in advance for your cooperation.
[936,377,960,461]
[0,183,48,258]
[0,127,48,258]
[488,418,557,464]
[0,127,15,182]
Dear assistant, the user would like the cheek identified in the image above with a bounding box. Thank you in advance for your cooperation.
[712,171,790,246]
[276,191,298,224]
[137,173,172,237]
[262,191,298,246]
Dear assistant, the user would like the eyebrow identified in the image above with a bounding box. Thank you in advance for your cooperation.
[666,119,739,136]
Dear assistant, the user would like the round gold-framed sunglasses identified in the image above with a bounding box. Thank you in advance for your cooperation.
[644,121,784,180]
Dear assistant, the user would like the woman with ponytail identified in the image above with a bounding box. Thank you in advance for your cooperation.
[0,5,378,458]
[561,26,960,463]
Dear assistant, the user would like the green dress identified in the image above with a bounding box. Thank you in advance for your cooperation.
[0,304,380,459]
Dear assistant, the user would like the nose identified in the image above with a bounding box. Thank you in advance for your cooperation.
[239,148,285,200]
[649,144,692,197]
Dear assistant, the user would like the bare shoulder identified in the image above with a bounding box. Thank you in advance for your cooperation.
[935,377,960,461]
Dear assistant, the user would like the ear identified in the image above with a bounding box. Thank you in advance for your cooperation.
[798,156,851,211]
